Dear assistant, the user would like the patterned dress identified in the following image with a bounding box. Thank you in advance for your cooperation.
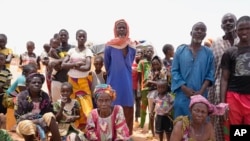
[85,105,130,141]
[53,99,81,137]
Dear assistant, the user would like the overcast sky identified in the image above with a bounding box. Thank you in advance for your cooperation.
[1,0,249,58]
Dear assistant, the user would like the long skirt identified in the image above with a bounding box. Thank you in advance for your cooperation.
[68,76,93,131]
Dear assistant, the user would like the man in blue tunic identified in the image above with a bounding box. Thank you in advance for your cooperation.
[171,22,215,118]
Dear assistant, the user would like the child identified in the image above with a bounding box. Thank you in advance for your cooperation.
[0,34,13,69]
[146,55,166,138]
[48,38,61,80]
[150,80,174,141]
[0,53,12,129]
[137,45,154,131]
[53,82,81,141]
[85,84,130,141]
[90,55,107,108]
[40,43,50,66]
[132,47,143,123]
[162,44,174,85]
[19,41,41,70]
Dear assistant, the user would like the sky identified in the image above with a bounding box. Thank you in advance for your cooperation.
[1,0,250,58]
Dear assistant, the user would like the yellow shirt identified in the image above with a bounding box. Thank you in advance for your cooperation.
[0,48,13,68]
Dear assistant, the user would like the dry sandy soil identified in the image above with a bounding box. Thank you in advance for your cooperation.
[7,60,158,141]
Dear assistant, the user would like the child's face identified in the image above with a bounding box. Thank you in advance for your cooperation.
[0,55,6,66]
[61,85,72,98]
[25,68,37,77]
[94,58,103,71]
[76,31,87,46]
[135,48,143,61]
[157,82,167,94]
[27,44,34,53]
[168,47,174,57]
[43,45,51,53]
[146,47,154,59]
[50,39,59,49]
[0,36,6,48]
[96,93,112,110]
[152,59,161,71]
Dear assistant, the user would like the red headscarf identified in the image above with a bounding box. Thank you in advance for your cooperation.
[106,19,136,49]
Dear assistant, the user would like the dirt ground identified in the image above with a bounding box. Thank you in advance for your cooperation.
[7,61,158,141]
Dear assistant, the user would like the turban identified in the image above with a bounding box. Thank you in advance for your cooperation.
[93,84,116,101]
[189,95,228,115]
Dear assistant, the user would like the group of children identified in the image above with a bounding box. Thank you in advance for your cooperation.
[132,42,175,141]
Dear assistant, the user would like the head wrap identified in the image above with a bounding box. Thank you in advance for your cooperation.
[189,95,228,115]
[94,84,116,101]
[106,19,136,49]
[26,73,45,84]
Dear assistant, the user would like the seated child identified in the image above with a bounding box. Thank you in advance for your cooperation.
[53,82,82,141]
[85,84,130,141]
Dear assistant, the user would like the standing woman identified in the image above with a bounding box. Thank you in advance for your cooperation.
[61,29,93,131]
[104,19,136,135]
[14,73,61,141]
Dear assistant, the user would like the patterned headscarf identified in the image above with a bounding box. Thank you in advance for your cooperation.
[93,84,116,101]
[189,95,228,115]
[106,19,136,49]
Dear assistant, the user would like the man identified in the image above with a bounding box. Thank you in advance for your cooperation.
[208,13,238,141]
[220,15,250,138]
[50,29,74,103]
[171,22,215,118]
[104,19,136,135]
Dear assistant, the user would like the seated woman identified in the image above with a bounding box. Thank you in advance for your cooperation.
[170,95,228,141]
[14,73,61,141]
[53,82,82,141]
[85,84,130,141]
[3,64,37,131]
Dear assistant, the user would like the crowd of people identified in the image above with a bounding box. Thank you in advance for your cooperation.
[0,13,249,141]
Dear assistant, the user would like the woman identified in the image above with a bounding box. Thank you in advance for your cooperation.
[61,29,93,131]
[14,73,61,141]
[4,64,37,131]
[170,95,228,141]
[104,19,136,135]
[85,84,130,141]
